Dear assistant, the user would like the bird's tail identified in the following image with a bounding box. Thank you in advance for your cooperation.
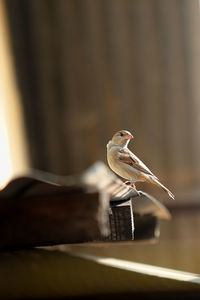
[149,177,175,200]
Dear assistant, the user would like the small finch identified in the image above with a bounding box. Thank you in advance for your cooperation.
[107,130,174,200]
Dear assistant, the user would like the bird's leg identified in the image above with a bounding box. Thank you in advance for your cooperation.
[130,183,136,191]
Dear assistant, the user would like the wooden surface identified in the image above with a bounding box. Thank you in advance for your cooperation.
[0,247,199,299]
[0,163,170,248]
[0,189,103,248]
[0,163,131,248]
[108,200,134,241]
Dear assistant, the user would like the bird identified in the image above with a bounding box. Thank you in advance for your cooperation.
[106,130,174,200]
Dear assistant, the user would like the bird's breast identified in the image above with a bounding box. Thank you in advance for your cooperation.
[107,148,138,182]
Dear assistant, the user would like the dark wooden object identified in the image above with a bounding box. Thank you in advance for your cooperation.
[0,163,170,249]
[109,200,134,241]
[98,200,134,242]
[0,189,103,248]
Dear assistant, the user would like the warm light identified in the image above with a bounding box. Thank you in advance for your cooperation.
[72,252,200,284]
[0,102,12,188]
[0,1,29,190]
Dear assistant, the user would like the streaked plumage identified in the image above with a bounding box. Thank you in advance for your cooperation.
[107,130,174,200]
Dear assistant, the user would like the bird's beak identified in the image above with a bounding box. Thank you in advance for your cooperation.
[125,134,133,140]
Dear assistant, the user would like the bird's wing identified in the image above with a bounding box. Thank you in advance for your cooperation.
[118,148,158,178]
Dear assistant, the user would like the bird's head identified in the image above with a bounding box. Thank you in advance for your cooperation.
[111,130,133,147]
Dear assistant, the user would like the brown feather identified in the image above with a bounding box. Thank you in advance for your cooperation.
[118,148,157,178]
[147,176,175,200]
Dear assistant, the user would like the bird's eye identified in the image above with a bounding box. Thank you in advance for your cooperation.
[120,132,123,137]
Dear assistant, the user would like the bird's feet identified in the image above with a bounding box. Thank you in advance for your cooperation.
[124,181,136,191]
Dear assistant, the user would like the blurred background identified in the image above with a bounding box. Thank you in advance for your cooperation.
[1,0,200,273]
